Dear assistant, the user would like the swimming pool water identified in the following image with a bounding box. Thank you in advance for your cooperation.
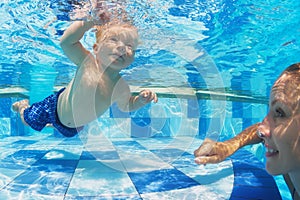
[1,0,299,93]
[0,0,299,199]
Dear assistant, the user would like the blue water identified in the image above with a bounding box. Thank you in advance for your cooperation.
[1,0,299,94]
[0,0,299,199]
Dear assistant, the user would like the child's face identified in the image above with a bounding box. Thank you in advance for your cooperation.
[95,26,138,71]
[258,73,300,175]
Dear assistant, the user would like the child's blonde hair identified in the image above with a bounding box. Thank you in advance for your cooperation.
[94,21,138,44]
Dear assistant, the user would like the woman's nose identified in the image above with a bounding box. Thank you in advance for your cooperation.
[257,117,271,138]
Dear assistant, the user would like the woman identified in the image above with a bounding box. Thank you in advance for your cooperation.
[194,63,300,199]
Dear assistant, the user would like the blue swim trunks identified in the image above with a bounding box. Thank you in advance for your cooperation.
[23,88,83,137]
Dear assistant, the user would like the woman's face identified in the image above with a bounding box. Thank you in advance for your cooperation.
[258,73,300,175]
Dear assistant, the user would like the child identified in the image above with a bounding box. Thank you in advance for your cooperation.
[13,14,158,137]
[194,63,300,199]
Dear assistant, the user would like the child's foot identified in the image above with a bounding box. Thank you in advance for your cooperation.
[12,99,29,113]
[46,123,54,128]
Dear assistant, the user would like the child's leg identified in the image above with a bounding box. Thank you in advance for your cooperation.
[13,100,54,128]
[12,100,30,126]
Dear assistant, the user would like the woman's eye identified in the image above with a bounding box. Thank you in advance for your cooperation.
[274,108,285,118]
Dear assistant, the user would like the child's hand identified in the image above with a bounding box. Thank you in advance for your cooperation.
[90,1,110,25]
[91,9,110,25]
[138,89,158,104]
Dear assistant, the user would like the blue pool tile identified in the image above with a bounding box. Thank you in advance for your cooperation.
[232,102,243,118]
[80,150,120,160]
[170,155,199,169]
[130,104,151,118]
[149,118,171,137]
[242,103,253,118]
[31,159,78,173]
[3,159,78,195]
[187,99,200,118]
[242,117,255,130]
[230,185,282,200]
[10,115,30,136]
[128,169,200,194]
[131,118,151,126]
[232,159,265,169]
[198,100,210,117]
[0,160,28,170]
[0,167,27,189]
[67,161,137,197]
[8,140,38,147]
[74,160,126,173]
[12,140,37,145]
[58,136,84,145]
[231,153,265,168]
[65,195,142,200]
[110,103,131,118]
[118,152,173,172]
[234,167,271,178]
[198,117,210,139]
[131,119,152,137]
[230,149,282,200]
[0,98,12,117]
[43,148,82,160]
[0,118,10,137]
[4,150,48,164]
[151,148,191,163]
[4,170,74,195]
[0,136,285,199]
[234,175,279,188]
[9,170,47,185]
[112,141,147,151]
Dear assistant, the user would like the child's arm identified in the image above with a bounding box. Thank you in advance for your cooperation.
[60,5,109,67]
[60,21,95,67]
[194,123,262,164]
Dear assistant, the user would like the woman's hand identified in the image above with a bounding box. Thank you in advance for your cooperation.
[194,123,262,165]
[194,138,234,164]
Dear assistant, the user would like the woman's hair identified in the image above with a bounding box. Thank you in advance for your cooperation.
[276,63,300,108]
[280,63,300,85]
[283,63,300,74]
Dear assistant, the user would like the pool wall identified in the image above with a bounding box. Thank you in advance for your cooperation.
[0,91,267,158]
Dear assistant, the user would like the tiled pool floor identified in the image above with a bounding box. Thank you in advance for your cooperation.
[0,134,281,199]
